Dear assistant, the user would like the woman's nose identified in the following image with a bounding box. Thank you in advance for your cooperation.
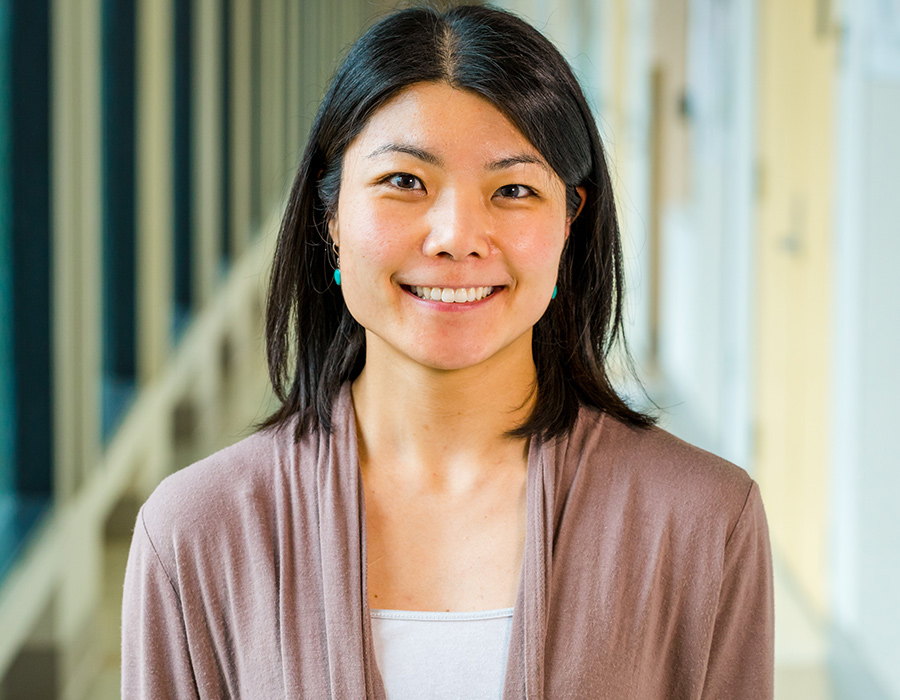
[422,191,491,260]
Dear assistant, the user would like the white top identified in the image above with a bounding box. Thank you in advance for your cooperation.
[370,607,514,700]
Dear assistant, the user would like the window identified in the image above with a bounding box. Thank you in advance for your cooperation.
[249,0,261,230]
[220,0,232,270]
[101,0,137,440]
[0,0,53,580]
[0,3,12,502]
[172,0,193,338]
[0,191,13,507]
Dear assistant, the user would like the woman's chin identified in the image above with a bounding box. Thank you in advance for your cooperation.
[405,348,498,373]
[400,335,533,374]
[363,327,534,375]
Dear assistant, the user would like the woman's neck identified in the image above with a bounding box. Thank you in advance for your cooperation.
[351,334,535,493]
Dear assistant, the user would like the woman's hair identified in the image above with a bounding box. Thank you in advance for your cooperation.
[262,4,655,441]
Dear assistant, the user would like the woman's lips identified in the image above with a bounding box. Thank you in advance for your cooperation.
[405,285,498,304]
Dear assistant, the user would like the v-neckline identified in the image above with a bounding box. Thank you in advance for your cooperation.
[334,383,552,699]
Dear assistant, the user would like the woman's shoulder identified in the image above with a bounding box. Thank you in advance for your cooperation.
[561,406,759,532]
[137,420,317,558]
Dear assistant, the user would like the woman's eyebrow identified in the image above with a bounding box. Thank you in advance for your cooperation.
[486,154,549,173]
[366,143,442,166]
[365,143,549,174]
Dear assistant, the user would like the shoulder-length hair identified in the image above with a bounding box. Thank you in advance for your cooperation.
[262,4,655,441]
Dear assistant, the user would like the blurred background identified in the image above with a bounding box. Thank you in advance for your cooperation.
[0,0,897,697]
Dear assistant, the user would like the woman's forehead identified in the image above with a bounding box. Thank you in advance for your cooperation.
[347,82,545,167]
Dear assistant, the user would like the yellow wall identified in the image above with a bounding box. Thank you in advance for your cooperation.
[755,0,835,616]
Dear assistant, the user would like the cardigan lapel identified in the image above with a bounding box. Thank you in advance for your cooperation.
[501,435,555,699]
[317,386,388,699]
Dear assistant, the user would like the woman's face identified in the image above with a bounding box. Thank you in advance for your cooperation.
[330,81,580,373]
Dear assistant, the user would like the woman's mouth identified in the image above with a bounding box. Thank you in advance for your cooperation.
[405,285,497,303]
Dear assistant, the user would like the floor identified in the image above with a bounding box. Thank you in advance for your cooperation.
[774,559,834,699]
[85,536,128,700]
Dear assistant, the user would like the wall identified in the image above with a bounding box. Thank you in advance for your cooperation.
[831,2,900,693]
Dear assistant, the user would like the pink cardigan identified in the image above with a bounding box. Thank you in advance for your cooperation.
[122,386,774,698]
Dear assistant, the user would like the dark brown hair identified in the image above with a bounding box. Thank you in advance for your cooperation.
[262,4,655,440]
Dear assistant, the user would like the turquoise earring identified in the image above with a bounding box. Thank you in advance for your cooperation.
[331,240,341,286]
[552,285,557,300]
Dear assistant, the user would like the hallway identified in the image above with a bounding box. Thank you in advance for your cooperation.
[1,0,898,697]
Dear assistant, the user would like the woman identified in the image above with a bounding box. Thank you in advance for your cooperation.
[122,5,774,698]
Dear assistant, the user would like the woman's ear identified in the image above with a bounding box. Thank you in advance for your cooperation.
[327,215,339,248]
[565,186,587,238]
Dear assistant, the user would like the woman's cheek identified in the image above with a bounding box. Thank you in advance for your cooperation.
[351,198,420,249]
[340,217,415,296]
[506,223,566,273]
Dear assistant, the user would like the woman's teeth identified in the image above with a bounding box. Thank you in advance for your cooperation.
[410,286,495,303]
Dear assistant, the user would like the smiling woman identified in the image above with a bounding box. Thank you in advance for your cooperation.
[331,83,580,375]
[121,5,774,699]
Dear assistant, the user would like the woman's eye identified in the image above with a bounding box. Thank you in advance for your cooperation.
[496,184,534,199]
[386,173,424,190]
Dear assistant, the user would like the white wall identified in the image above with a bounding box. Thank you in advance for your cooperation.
[831,1,900,696]
[654,0,756,468]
